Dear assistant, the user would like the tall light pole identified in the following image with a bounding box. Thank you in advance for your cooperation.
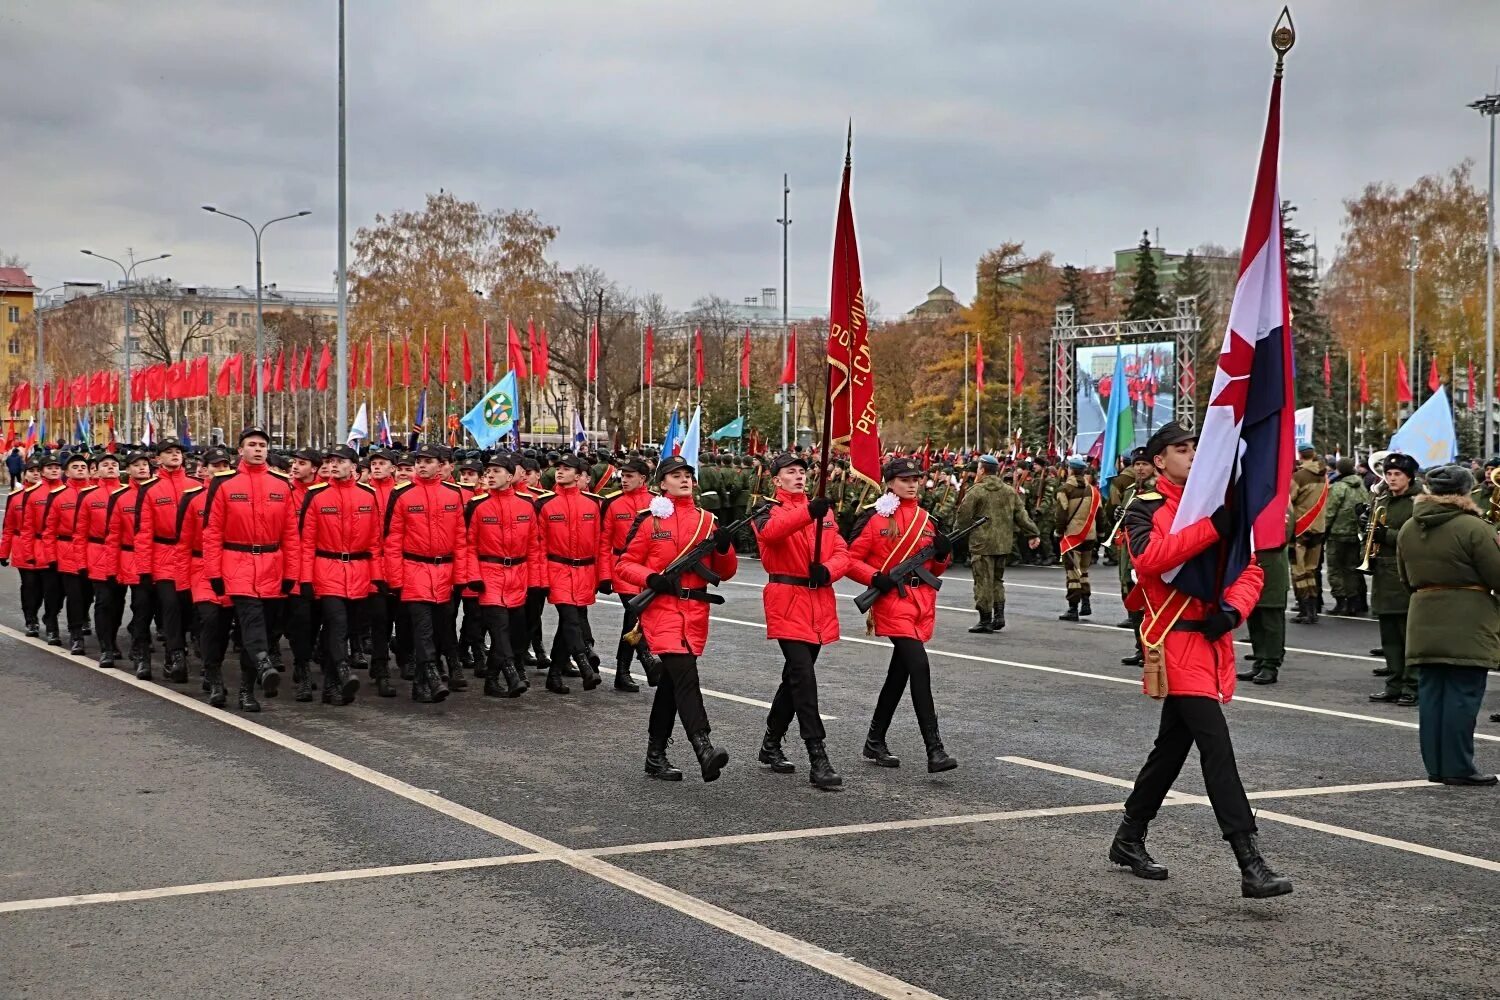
[1471,93,1499,457]
[336,0,349,442]
[80,249,172,438]
[777,173,791,449]
[1405,234,1419,413]
[201,207,311,428]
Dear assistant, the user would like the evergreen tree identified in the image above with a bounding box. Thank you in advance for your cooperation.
[1125,230,1165,321]
[1282,201,1341,451]
[1058,263,1091,325]
[1172,250,1220,418]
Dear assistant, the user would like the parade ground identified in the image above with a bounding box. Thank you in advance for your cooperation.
[3,561,1496,1000]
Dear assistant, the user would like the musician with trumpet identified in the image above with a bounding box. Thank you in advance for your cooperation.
[1469,458,1500,524]
[1368,452,1423,706]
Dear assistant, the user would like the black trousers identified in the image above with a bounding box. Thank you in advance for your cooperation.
[318,595,366,668]
[649,653,710,741]
[230,596,279,663]
[126,582,154,657]
[433,595,459,663]
[93,578,126,652]
[549,603,589,664]
[19,568,43,626]
[62,570,91,637]
[280,594,317,666]
[196,601,232,667]
[40,567,63,630]
[870,637,939,738]
[153,579,190,656]
[478,604,522,665]
[615,593,642,669]
[1123,695,1257,839]
[525,587,549,661]
[767,640,826,742]
[366,590,400,668]
[406,601,444,665]
[458,594,484,659]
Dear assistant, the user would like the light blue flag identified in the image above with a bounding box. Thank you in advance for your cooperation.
[679,406,702,470]
[1388,384,1456,469]
[460,371,519,448]
[1099,349,1129,474]
[710,415,744,440]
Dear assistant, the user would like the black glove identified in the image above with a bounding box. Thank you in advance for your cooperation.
[469,580,485,594]
[807,497,832,522]
[299,582,313,599]
[932,533,953,559]
[713,528,734,553]
[1373,526,1391,546]
[107,575,117,586]
[281,579,295,596]
[139,573,153,588]
[0,558,9,568]
[389,587,402,601]
[871,572,898,594]
[209,577,225,597]
[1209,505,1234,540]
[596,579,613,595]
[646,573,676,595]
[47,561,57,571]
[808,563,831,587]
[1203,609,1241,640]
[374,580,388,596]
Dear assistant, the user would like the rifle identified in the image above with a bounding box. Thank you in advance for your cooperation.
[625,503,769,615]
[853,516,988,614]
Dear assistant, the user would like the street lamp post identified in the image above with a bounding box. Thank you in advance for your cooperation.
[1471,93,1499,457]
[777,174,792,450]
[201,207,311,428]
[1405,235,1419,413]
[80,249,172,439]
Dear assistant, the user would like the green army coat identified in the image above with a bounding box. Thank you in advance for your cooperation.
[1254,507,1295,610]
[955,476,1038,556]
[1324,472,1371,538]
[1370,488,1419,616]
[1397,493,1500,668]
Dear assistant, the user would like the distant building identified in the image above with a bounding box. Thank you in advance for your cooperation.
[907,263,964,319]
[1112,242,1237,315]
[0,267,38,393]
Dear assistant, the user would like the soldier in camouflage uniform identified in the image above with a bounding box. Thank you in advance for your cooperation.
[1056,456,1101,621]
[1323,457,1370,616]
[955,454,1039,633]
[1289,443,1329,625]
[1030,458,1059,565]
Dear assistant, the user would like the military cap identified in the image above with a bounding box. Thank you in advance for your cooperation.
[394,451,415,466]
[458,459,484,474]
[978,454,1000,469]
[267,453,290,470]
[558,453,590,473]
[1143,420,1197,460]
[882,456,923,480]
[486,453,518,471]
[769,452,808,474]
[23,457,42,471]
[411,443,443,460]
[325,445,359,462]
[293,447,322,463]
[1067,455,1089,471]
[621,457,650,476]
[435,445,453,462]
[202,446,232,465]
[122,450,152,467]
[519,456,540,472]
[39,453,62,468]
[367,448,396,463]
[1383,452,1419,478]
[1485,456,1500,469]
[1424,464,1474,497]
[1128,447,1151,465]
[152,436,184,453]
[236,427,269,445]
[655,454,695,481]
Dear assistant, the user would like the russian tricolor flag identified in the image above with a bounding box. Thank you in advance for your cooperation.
[1166,68,1295,603]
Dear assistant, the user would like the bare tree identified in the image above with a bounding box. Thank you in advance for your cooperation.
[125,280,229,363]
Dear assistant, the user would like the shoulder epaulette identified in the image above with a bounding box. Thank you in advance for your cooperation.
[861,501,879,510]
[355,482,376,494]
[308,481,329,491]
[110,484,131,496]
[533,489,555,499]
[392,480,413,491]
[267,469,291,480]
[603,489,622,500]
[441,481,464,492]
[22,482,41,493]
[763,496,782,505]
[582,491,603,500]
[213,469,235,478]
[468,492,488,504]
[79,484,98,494]
[48,484,65,492]
[1135,491,1163,502]
[183,484,203,494]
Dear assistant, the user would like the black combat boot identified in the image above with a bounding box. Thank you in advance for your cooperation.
[1304,598,1318,625]
[98,646,117,669]
[1058,600,1080,622]
[133,650,152,680]
[1329,598,1348,616]
[574,652,601,691]
[165,649,189,684]
[806,739,842,789]
[586,646,602,671]
[545,661,570,695]
[1290,597,1311,625]
[758,730,795,773]
[294,661,316,702]
[1236,661,1259,681]
[24,621,39,638]
[967,609,992,634]
[423,661,449,702]
[446,655,469,692]
[1229,832,1293,898]
[614,660,640,693]
[919,719,958,773]
[862,725,900,768]
[44,623,62,646]
[369,659,397,698]
[1108,816,1168,880]
[458,648,476,683]
[204,661,227,709]
[1251,665,1278,685]
[644,736,683,781]
[238,665,261,713]
[637,645,663,687]
[398,659,415,681]
[1079,596,1093,618]
[992,603,1006,632]
[69,633,86,656]
[328,661,359,705]
[688,731,729,782]
[254,652,280,698]
[1122,651,1144,666]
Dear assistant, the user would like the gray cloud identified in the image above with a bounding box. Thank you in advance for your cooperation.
[5,0,1497,319]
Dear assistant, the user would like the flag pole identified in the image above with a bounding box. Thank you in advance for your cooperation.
[1346,348,1353,458]
[963,331,970,452]
[1006,333,1014,446]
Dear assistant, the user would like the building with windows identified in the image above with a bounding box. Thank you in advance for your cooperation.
[0,267,38,393]
[1112,242,1238,312]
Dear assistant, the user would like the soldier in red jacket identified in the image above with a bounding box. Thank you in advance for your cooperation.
[279,447,324,698]
[28,454,67,646]
[383,442,470,703]
[462,453,537,698]
[177,447,231,705]
[80,453,122,665]
[2,460,43,636]
[515,454,554,675]
[845,456,958,774]
[202,427,301,712]
[362,448,404,695]
[297,444,378,704]
[752,452,849,788]
[43,453,93,655]
[615,455,738,783]
[598,456,653,693]
[133,437,193,681]
[105,452,156,675]
[1109,421,1290,899]
[536,453,603,694]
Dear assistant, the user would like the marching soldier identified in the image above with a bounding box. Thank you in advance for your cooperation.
[452,456,486,688]
[1289,443,1328,624]
[516,455,554,675]
[1056,456,1101,621]
[107,452,156,676]
[461,453,534,698]
[363,448,403,695]
[79,453,123,667]
[597,456,653,692]
[846,456,958,774]
[281,447,324,698]
[1368,452,1422,706]
[133,438,194,681]
[43,453,93,655]
[1323,457,1371,616]
[955,454,1038,634]
[752,452,847,788]
[0,459,42,637]
[536,453,603,693]
[27,455,67,646]
[178,446,231,706]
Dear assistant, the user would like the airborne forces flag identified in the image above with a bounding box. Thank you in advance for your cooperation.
[825,125,880,487]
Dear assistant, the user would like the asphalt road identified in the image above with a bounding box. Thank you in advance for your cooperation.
[3,558,1497,999]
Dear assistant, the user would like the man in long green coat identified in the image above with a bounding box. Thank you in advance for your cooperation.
[954,454,1039,634]
[1368,452,1422,706]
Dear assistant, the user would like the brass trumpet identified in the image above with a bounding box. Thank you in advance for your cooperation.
[1357,501,1387,575]
[1487,467,1500,524]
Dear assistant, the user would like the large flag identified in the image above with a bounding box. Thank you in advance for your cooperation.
[439,325,450,384]
[1389,384,1457,467]
[408,389,427,449]
[643,325,655,386]
[1012,336,1026,393]
[1165,58,1295,602]
[1359,351,1370,405]
[662,407,681,455]
[587,322,599,383]
[825,129,881,486]
[461,325,474,383]
[679,405,702,471]
[460,370,519,448]
[975,337,985,393]
[346,402,370,447]
[1099,349,1134,477]
[1427,354,1440,394]
[1323,350,1332,395]
[1468,358,1477,410]
[711,415,745,440]
[1395,356,1412,403]
[507,320,528,380]
[365,338,375,391]
[780,326,797,385]
[572,410,587,453]
[315,344,333,391]
[692,328,704,387]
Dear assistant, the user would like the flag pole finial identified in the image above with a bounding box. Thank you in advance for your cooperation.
[845,119,852,166]
[1271,6,1295,76]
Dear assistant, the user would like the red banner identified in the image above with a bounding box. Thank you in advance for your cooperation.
[439,325,450,384]
[1359,351,1369,405]
[420,327,430,384]
[535,323,550,383]
[780,326,796,385]
[461,324,474,383]
[692,328,704,387]
[1468,358,1477,410]
[643,325,655,387]
[975,337,985,393]
[1395,356,1412,403]
[315,344,332,391]
[740,327,752,390]
[588,322,600,383]
[825,134,881,487]
[1322,349,1332,395]
[1427,353,1440,393]
[508,320,528,380]
[1012,336,1025,393]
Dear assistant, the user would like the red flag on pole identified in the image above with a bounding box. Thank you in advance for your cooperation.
[401,336,411,387]
[643,325,655,386]
[483,320,493,382]
[692,328,704,387]
[740,328,752,390]
[1359,352,1370,405]
[780,326,797,385]
[386,337,394,389]
[439,325,450,384]
[420,327,430,384]
[461,325,474,383]
[315,344,333,391]
[535,323,550,383]
[1012,335,1025,393]
[365,338,375,391]
[588,322,600,383]
[1395,356,1412,403]
[507,320,528,380]
[825,128,881,487]
[299,346,313,391]
[1322,349,1332,394]
[975,337,986,393]
[1468,358,1477,410]
[1427,353,1440,393]
[273,351,286,393]
[349,341,361,390]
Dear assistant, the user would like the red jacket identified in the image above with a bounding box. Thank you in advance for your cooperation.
[1122,475,1262,702]
[133,467,192,583]
[599,485,652,596]
[845,496,951,642]
[2,483,39,568]
[102,483,144,585]
[614,493,737,656]
[753,489,850,644]
[176,485,228,606]
[80,482,117,581]
[464,487,545,608]
[383,475,469,603]
[536,483,602,606]
[24,483,67,569]
[298,479,381,599]
[44,480,90,574]
[202,464,301,599]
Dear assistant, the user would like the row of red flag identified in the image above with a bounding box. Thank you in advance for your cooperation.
[637,325,799,389]
[1348,350,1482,409]
[973,336,1026,394]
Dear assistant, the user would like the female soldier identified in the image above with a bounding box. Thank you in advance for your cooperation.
[1368,453,1422,707]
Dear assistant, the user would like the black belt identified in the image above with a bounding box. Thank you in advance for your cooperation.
[547,554,596,567]
[87,535,106,544]
[402,552,452,565]
[315,549,371,562]
[1171,619,1211,633]
[120,543,133,552]
[670,587,716,603]
[154,535,177,546]
[768,573,828,588]
[613,546,626,556]
[224,541,279,555]
[479,555,527,567]
[191,549,203,558]
[56,534,73,543]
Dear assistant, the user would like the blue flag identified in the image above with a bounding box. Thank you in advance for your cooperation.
[408,389,427,450]
[460,371,519,449]
[709,415,745,440]
[679,406,702,470]
[1388,384,1456,468]
[661,408,680,455]
[1099,349,1129,476]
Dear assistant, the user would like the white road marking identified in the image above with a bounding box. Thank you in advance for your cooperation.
[1245,779,1436,800]
[0,625,942,1000]
[0,854,547,914]
[1000,756,1500,874]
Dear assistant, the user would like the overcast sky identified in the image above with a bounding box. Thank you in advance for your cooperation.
[5,1,1497,318]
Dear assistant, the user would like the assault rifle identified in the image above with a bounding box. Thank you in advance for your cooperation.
[625,503,770,616]
[853,516,988,614]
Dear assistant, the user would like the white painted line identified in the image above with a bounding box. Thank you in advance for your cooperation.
[996,756,1194,800]
[999,755,1500,875]
[1246,779,1436,800]
[0,854,548,914]
[0,625,942,1000]
[699,685,836,721]
[585,801,1130,858]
